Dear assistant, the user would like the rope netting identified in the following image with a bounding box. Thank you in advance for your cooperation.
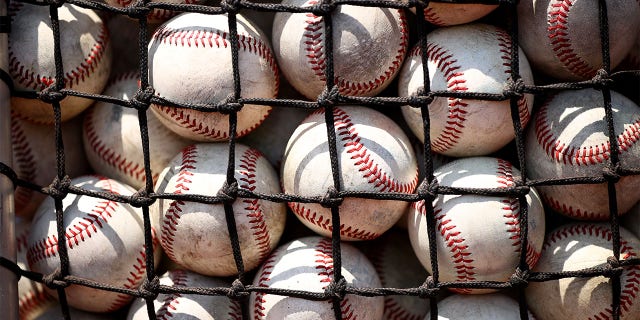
[0,0,639,319]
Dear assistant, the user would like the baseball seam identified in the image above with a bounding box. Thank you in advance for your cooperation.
[535,97,640,166]
[108,247,152,312]
[253,254,277,319]
[8,9,109,91]
[546,224,640,319]
[155,269,188,320]
[238,148,273,262]
[11,114,37,211]
[290,202,379,240]
[495,28,531,126]
[316,238,357,320]
[423,7,446,26]
[547,0,597,79]
[229,300,243,320]
[412,43,469,154]
[152,26,278,140]
[543,194,604,220]
[302,0,408,96]
[161,145,198,263]
[19,289,51,319]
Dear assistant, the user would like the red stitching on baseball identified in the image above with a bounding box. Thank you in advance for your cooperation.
[161,145,198,263]
[19,289,51,319]
[547,0,597,79]
[8,8,109,91]
[545,224,640,319]
[108,246,154,312]
[26,178,121,268]
[290,202,380,240]
[495,28,531,126]
[84,105,154,185]
[423,7,446,26]
[543,194,605,220]
[155,269,188,320]
[314,238,357,320]
[411,43,469,153]
[228,300,242,320]
[253,254,278,319]
[534,97,640,166]
[239,148,273,261]
[11,113,37,211]
[302,0,408,96]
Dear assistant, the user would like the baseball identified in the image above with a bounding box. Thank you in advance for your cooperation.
[9,3,111,124]
[26,175,161,313]
[359,230,430,320]
[414,3,498,26]
[426,293,535,319]
[282,106,419,241]
[399,23,534,157]
[526,223,640,320]
[153,143,286,276]
[408,157,546,294]
[272,0,408,99]
[148,13,278,142]
[250,236,384,320]
[525,89,640,220]
[127,269,241,320]
[83,72,191,190]
[104,0,203,24]
[517,0,640,81]
[11,111,90,220]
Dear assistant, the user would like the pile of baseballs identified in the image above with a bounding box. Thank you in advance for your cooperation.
[7,0,640,319]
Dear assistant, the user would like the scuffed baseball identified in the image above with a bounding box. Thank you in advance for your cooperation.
[282,106,419,241]
[250,236,384,320]
[83,72,191,190]
[11,111,90,220]
[272,0,408,99]
[408,157,546,294]
[517,0,640,80]
[104,0,203,24]
[154,143,286,276]
[359,230,430,320]
[525,89,640,220]
[148,13,277,141]
[526,223,640,320]
[399,23,534,157]
[426,293,535,319]
[9,3,112,123]
[26,175,161,313]
[127,269,241,320]
[415,3,498,26]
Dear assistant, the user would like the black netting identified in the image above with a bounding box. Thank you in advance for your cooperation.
[1,0,639,319]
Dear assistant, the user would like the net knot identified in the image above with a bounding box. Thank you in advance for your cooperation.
[218,179,238,203]
[416,179,438,200]
[139,275,160,300]
[317,86,340,109]
[503,77,525,99]
[320,186,342,208]
[131,86,154,111]
[407,90,433,108]
[602,164,621,183]
[508,268,529,288]
[604,256,624,278]
[125,1,152,20]
[228,279,249,299]
[324,277,347,300]
[221,0,241,13]
[591,69,614,90]
[219,95,243,114]
[38,86,66,104]
[417,276,438,299]
[0,162,18,189]
[129,190,155,208]
[311,1,336,16]
[42,268,69,290]
[44,175,71,200]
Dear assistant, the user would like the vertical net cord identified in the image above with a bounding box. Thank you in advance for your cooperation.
[49,4,71,319]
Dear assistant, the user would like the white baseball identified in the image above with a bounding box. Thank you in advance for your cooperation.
[250,236,384,320]
[525,89,640,220]
[408,157,546,294]
[399,23,534,157]
[282,106,419,241]
[8,3,111,124]
[26,175,161,313]
[526,223,640,320]
[83,72,191,190]
[127,269,242,320]
[11,111,90,220]
[153,143,286,276]
[104,0,203,24]
[272,0,408,99]
[414,3,498,26]
[148,13,278,142]
[517,0,640,80]
[17,218,56,320]
[360,230,430,320]
[425,293,535,319]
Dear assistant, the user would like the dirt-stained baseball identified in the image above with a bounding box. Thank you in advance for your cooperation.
[154,143,286,276]
[26,175,161,313]
[83,72,191,190]
[526,223,640,320]
[9,3,111,123]
[282,106,419,241]
[525,89,640,220]
[426,293,535,319]
[250,236,384,319]
[414,3,498,26]
[399,23,534,157]
[127,269,242,320]
[408,157,545,294]
[517,0,640,80]
[148,13,278,142]
[272,0,408,99]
